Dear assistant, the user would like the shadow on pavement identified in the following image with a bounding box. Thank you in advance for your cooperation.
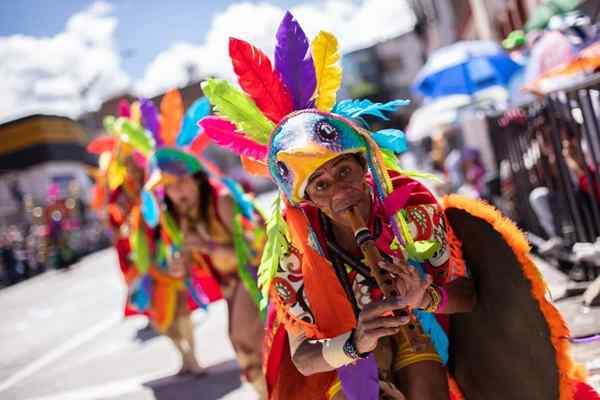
[143,359,243,400]
[134,322,159,343]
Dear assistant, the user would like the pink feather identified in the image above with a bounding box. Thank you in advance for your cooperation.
[198,116,268,160]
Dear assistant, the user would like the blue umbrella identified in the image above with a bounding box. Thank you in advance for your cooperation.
[413,40,522,99]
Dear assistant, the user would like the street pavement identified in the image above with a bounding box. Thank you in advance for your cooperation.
[1,221,600,398]
[0,249,258,400]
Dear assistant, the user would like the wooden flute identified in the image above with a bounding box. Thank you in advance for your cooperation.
[346,206,428,352]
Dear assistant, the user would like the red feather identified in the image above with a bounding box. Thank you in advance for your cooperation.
[229,37,293,123]
[87,136,117,154]
[198,116,268,160]
[189,131,211,155]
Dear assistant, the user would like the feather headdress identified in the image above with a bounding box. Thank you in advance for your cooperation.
[196,10,421,312]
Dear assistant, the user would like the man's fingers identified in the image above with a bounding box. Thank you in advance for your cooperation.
[423,274,433,288]
[360,298,408,320]
[361,316,406,331]
[364,327,401,340]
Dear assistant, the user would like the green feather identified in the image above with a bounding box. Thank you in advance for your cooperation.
[201,79,274,144]
[162,212,182,247]
[231,203,262,312]
[381,148,403,172]
[258,196,288,310]
[131,227,150,273]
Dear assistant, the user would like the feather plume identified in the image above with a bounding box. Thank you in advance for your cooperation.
[118,99,130,118]
[229,38,293,123]
[241,156,270,177]
[201,79,274,144]
[130,101,141,124]
[87,136,117,154]
[258,195,288,309]
[333,99,410,126]
[177,97,211,146]
[274,11,316,110]
[371,129,408,153]
[312,31,342,112]
[199,117,268,160]
[160,89,184,146]
[118,118,154,155]
[140,98,162,146]
[189,131,211,155]
[231,204,261,310]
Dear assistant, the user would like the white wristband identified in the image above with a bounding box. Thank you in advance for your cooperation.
[321,331,354,368]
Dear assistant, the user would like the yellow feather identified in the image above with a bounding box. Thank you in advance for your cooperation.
[312,31,342,112]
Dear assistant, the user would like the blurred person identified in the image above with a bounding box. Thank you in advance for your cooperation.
[0,230,19,285]
[456,148,486,199]
[152,148,268,397]
[106,151,149,317]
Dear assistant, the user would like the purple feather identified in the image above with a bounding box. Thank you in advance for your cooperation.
[140,98,162,146]
[274,11,316,110]
[338,354,379,400]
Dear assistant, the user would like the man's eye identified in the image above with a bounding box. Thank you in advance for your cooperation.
[339,166,351,178]
[316,181,329,191]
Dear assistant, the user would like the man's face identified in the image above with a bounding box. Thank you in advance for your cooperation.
[304,154,370,227]
[165,174,199,217]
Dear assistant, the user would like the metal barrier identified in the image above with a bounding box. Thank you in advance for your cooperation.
[488,74,600,252]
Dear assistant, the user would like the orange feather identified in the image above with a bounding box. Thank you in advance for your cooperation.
[160,89,184,146]
[229,37,293,123]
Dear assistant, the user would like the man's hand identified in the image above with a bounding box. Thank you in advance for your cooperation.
[353,297,410,354]
[379,260,433,309]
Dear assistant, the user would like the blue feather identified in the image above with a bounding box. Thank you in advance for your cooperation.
[140,190,160,228]
[371,129,408,153]
[176,97,211,146]
[131,275,152,311]
[408,259,449,365]
[332,99,410,126]
[221,177,255,221]
[414,309,449,365]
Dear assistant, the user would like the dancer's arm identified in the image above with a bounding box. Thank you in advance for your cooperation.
[290,297,409,376]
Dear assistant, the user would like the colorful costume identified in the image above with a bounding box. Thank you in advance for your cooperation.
[198,10,600,400]
[127,90,268,396]
[88,98,219,375]
[88,104,151,316]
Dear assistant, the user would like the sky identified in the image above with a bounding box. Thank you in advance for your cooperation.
[0,0,415,122]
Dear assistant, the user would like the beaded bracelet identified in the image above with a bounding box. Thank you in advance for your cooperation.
[423,285,442,313]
